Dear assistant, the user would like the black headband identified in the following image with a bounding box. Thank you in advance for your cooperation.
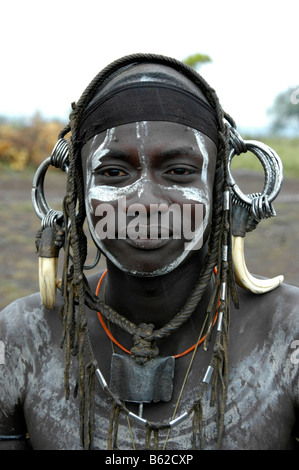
[78,82,219,146]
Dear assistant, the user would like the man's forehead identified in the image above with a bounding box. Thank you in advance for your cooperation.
[82,122,217,163]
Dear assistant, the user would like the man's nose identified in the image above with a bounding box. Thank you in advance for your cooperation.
[125,177,171,211]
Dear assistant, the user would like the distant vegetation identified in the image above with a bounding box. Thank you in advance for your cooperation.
[183,52,212,70]
[0,113,64,170]
[268,86,299,134]
[230,136,299,180]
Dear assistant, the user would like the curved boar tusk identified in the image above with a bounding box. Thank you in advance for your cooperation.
[232,235,284,294]
[39,257,58,309]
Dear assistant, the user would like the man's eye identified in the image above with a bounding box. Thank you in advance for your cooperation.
[99,168,127,177]
[167,168,195,175]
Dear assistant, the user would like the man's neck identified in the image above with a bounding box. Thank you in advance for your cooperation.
[104,245,211,329]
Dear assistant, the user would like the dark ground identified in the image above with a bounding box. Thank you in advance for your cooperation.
[0,167,298,310]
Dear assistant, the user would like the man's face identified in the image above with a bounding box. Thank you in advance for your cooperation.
[81,121,217,276]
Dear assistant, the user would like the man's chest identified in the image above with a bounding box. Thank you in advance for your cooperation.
[23,350,295,450]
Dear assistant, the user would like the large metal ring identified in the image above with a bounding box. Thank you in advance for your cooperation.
[228,139,283,211]
[32,156,52,220]
[31,139,69,223]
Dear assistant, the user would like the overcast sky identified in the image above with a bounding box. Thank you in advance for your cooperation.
[1,0,298,133]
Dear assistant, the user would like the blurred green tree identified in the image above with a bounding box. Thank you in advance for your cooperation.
[183,53,212,70]
[268,87,299,133]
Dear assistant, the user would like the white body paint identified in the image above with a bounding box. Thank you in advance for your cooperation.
[85,123,211,276]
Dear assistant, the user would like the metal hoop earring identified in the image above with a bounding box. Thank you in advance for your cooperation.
[32,138,69,222]
[32,139,69,309]
[227,125,284,294]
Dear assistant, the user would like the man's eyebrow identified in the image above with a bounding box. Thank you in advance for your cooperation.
[91,148,134,171]
[93,148,131,161]
[158,146,201,159]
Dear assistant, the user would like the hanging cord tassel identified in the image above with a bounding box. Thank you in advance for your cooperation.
[153,429,159,450]
[78,331,86,447]
[210,337,225,447]
[209,299,229,450]
[145,427,152,449]
[83,331,99,449]
[64,283,74,400]
[145,425,160,450]
[107,402,121,450]
[204,281,221,351]
[192,393,205,449]
[84,360,96,449]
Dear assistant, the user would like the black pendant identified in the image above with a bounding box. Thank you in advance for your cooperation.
[110,353,175,403]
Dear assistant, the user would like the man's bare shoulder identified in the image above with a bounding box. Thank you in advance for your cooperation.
[1,293,42,329]
[270,281,299,344]
[0,292,63,346]
[0,271,105,340]
[231,281,299,379]
[230,281,299,364]
[235,280,299,325]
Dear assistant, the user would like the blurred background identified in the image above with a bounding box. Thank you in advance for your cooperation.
[0,0,298,309]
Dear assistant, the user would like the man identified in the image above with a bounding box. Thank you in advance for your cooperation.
[0,54,298,450]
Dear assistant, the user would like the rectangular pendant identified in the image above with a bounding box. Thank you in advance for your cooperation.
[110,353,175,403]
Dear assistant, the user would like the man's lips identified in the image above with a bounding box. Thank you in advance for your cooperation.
[117,224,174,250]
[124,236,172,250]
[118,224,174,240]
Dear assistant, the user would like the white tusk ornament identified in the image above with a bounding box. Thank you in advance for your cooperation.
[232,235,284,294]
[39,257,58,310]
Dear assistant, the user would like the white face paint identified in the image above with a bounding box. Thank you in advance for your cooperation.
[84,122,214,277]
[193,129,209,185]
[86,128,116,210]
[154,129,211,275]
[86,122,151,204]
